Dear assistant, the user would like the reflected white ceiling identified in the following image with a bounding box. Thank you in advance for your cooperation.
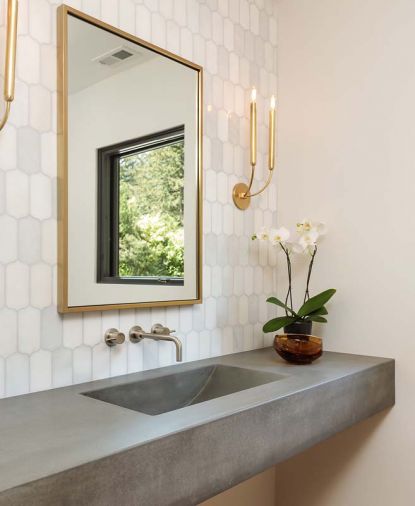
[68,15,155,94]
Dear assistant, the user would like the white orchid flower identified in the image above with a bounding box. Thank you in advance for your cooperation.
[298,229,319,255]
[291,242,305,254]
[257,226,270,241]
[296,219,313,234]
[297,219,327,238]
[315,222,327,235]
[269,227,290,246]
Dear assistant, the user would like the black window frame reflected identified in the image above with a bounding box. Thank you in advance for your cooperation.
[96,125,185,286]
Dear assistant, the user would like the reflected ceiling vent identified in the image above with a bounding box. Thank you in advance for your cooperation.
[92,46,139,66]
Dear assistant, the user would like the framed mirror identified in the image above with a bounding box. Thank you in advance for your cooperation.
[57,5,202,313]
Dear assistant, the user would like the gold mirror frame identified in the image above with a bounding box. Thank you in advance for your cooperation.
[57,5,203,313]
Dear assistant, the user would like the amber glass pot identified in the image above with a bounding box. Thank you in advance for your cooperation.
[274,334,323,364]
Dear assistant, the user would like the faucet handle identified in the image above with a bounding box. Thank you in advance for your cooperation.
[105,328,125,347]
[129,325,145,343]
[151,323,173,335]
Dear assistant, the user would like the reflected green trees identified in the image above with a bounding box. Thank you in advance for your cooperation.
[118,141,184,278]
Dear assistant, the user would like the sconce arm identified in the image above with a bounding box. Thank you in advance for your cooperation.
[243,167,274,198]
[244,164,256,195]
[0,102,11,132]
[0,0,18,133]
[233,166,275,210]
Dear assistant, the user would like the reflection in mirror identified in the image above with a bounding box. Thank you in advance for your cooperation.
[58,6,202,312]
[97,126,185,285]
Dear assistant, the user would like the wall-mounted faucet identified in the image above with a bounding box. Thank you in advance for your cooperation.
[129,324,183,362]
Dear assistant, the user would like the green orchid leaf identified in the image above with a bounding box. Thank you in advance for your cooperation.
[297,289,336,317]
[263,316,296,333]
[266,297,298,316]
[307,306,328,317]
[306,316,328,323]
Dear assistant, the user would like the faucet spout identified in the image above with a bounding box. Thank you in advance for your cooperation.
[163,334,182,362]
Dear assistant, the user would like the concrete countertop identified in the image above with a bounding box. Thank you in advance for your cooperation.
[0,348,394,505]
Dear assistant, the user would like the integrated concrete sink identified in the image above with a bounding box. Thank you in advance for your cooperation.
[0,349,394,506]
[82,364,284,415]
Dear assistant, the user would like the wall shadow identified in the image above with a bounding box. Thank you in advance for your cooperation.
[274,410,392,506]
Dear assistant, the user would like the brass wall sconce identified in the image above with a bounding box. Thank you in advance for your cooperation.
[0,0,18,132]
[232,88,276,210]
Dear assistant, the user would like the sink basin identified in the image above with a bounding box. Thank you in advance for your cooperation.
[82,364,284,415]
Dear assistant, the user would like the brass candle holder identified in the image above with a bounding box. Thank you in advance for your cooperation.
[232,89,276,210]
[0,0,18,132]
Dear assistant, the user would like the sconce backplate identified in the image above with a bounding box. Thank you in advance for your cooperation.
[232,183,251,210]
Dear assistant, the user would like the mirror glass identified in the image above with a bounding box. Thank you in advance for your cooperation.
[59,9,202,312]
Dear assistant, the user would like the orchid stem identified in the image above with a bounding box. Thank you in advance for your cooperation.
[304,246,317,303]
[280,244,293,315]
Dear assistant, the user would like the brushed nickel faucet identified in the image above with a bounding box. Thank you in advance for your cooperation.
[129,324,183,362]
[104,328,125,347]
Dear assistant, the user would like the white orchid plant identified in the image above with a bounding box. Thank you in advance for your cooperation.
[253,219,336,333]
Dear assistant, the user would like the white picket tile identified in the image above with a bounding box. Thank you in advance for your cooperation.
[18,307,41,354]
[0,0,278,397]
[30,349,52,392]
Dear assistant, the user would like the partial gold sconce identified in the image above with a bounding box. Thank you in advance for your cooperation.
[232,88,276,210]
[0,0,18,131]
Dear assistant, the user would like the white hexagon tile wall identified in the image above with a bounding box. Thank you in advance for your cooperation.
[0,0,278,397]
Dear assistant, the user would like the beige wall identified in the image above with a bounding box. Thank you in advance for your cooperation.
[200,467,277,506]
[275,0,415,504]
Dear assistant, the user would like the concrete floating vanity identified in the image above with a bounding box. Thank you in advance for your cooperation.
[0,348,394,505]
